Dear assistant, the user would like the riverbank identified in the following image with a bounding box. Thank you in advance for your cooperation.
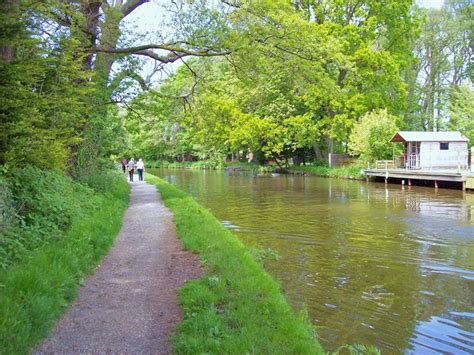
[147,160,364,179]
[286,164,364,179]
[0,168,129,354]
[145,173,324,353]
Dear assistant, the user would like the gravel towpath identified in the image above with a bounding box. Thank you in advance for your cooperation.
[34,181,200,354]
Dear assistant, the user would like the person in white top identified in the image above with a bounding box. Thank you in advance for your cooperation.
[136,158,145,181]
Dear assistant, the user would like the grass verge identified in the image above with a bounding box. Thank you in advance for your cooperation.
[0,174,129,354]
[145,173,323,354]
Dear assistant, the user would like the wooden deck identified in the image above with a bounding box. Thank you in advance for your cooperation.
[364,168,474,190]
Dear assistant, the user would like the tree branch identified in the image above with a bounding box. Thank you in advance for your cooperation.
[94,43,231,56]
[93,43,232,63]
[108,69,149,92]
[121,0,150,18]
[220,0,243,9]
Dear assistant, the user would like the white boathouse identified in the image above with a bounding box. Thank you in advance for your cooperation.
[364,131,474,190]
[390,131,469,170]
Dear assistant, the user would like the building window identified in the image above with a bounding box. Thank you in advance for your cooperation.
[440,142,449,150]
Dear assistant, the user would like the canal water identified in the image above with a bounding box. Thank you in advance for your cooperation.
[150,168,474,354]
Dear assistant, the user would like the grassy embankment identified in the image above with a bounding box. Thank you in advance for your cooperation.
[0,167,129,354]
[147,159,364,179]
[145,173,323,354]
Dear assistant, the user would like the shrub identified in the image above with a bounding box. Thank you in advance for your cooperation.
[348,109,402,162]
[0,174,15,232]
[79,168,124,192]
[0,166,125,270]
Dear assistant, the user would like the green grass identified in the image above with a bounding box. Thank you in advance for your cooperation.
[145,173,323,354]
[0,174,129,354]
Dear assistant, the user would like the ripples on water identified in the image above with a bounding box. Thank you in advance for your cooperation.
[152,169,474,353]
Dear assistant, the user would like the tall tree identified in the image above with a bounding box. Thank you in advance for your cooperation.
[408,1,472,131]
[449,84,474,145]
[220,0,418,159]
[1,0,234,174]
[124,0,419,165]
[0,0,91,170]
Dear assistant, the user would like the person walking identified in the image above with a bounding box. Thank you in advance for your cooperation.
[136,158,145,181]
[120,158,128,174]
[127,158,135,182]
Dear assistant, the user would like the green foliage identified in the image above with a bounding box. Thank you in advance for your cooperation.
[449,85,474,146]
[125,0,419,165]
[0,169,129,354]
[407,1,472,130]
[0,167,127,271]
[74,112,129,182]
[0,2,92,171]
[0,166,94,270]
[348,110,402,162]
[145,174,323,354]
[147,160,275,174]
[0,174,15,232]
[147,160,221,170]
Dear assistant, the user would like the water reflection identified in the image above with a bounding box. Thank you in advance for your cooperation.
[410,315,474,354]
[151,169,474,353]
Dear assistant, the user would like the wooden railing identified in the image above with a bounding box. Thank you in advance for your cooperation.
[375,160,396,170]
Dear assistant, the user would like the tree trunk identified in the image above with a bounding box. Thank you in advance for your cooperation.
[74,4,125,178]
[80,1,102,69]
[313,141,326,162]
[0,0,20,62]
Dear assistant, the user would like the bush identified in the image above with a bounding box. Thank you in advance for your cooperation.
[0,175,15,232]
[79,168,124,192]
[0,166,125,270]
[0,169,129,353]
[348,109,402,162]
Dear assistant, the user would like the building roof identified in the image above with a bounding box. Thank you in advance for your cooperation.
[390,131,469,143]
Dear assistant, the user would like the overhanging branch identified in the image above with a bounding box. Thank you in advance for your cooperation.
[93,43,232,63]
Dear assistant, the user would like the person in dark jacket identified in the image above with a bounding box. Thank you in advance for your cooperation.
[121,158,127,174]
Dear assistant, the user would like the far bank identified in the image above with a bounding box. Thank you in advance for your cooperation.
[146,160,364,180]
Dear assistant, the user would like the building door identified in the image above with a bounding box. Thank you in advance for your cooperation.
[407,142,420,169]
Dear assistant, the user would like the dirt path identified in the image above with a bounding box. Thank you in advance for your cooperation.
[35,181,200,354]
